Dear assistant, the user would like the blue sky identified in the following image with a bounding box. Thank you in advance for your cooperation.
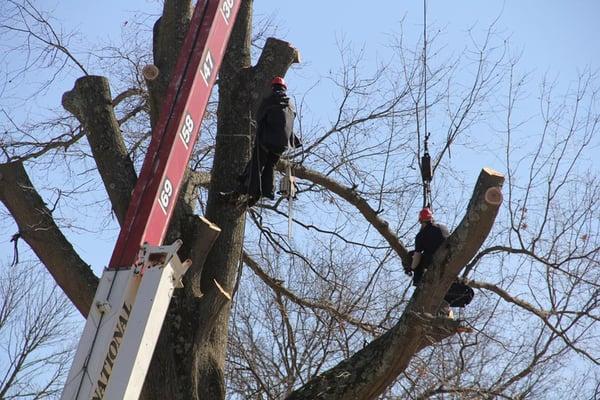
[258,1,599,70]
[36,1,600,102]
[1,0,599,271]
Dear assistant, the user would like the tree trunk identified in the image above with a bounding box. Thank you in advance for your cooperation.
[141,1,255,399]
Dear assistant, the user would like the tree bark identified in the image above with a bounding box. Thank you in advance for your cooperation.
[62,75,137,225]
[147,0,193,128]
[183,1,254,397]
[0,162,98,315]
[287,167,505,400]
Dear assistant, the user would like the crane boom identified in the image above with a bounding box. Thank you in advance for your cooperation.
[111,0,238,268]
[61,1,240,398]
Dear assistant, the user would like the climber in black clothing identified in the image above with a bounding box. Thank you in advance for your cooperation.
[403,208,474,317]
[409,207,450,285]
[236,76,300,207]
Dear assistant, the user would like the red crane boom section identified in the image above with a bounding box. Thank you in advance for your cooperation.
[109,0,241,268]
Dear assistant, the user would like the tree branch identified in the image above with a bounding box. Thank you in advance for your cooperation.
[467,278,600,365]
[62,75,137,226]
[279,160,411,265]
[0,161,97,316]
[466,279,549,319]
[287,167,504,400]
[112,87,145,108]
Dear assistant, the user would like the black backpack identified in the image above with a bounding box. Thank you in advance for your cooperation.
[444,281,475,307]
[258,92,295,153]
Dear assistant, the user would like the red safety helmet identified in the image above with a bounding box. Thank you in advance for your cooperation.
[271,76,287,89]
[418,207,433,222]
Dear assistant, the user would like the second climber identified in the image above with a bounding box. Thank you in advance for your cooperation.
[235,76,300,207]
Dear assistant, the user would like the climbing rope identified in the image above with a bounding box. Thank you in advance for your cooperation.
[420,0,433,210]
[279,146,298,240]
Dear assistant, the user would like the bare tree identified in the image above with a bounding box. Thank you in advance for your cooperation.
[0,1,598,399]
[0,262,74,399]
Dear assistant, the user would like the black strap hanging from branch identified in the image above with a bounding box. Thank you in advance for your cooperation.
[421,153,432,209]
[10,232,21,267]
[421,133,432,183]
[421,154,432,209]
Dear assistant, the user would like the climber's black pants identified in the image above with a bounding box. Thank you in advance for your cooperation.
[239,145,280,201]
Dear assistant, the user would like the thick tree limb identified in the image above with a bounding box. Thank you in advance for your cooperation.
[0,161,98,316]
[287,167,504,400]
[62,75,137,225]
[278,160,411,265]
[252,37,300,110]
[413,312,466,352]
[112,87,145,108]
[188,170,211,189]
